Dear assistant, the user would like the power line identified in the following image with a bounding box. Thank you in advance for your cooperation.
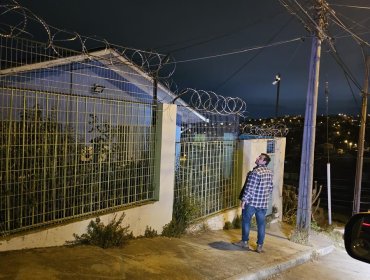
[327,7,370,47]
[155,10,286,54]
[168,37,303,64]
[214,16,297,91]
[329,4,370,10]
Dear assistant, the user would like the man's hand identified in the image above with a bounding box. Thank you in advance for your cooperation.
[241,201,246,209]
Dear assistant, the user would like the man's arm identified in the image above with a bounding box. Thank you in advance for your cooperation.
[241,172,259,208]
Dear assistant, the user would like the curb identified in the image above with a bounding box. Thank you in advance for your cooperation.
[228,245,335,280]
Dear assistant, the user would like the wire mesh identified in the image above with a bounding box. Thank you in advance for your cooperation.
[0,37,158,235]
[175,107,240,219]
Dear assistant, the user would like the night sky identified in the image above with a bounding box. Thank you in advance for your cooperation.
[6,0,370,118]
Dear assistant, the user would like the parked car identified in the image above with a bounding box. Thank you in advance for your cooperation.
[344,213,370,263]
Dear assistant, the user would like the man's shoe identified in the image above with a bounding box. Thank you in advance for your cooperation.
[256,244,263,253]
[232,241,250,250]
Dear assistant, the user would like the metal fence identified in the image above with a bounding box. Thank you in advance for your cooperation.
[0,37,159,235]
[175,108,240,218]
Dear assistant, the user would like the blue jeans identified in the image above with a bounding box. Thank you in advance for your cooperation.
[242,205,267,245]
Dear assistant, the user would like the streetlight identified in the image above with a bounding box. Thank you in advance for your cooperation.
[272,73,281,118]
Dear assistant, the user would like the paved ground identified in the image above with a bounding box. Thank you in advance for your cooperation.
[0,222,336,280]
[268,248,370,280]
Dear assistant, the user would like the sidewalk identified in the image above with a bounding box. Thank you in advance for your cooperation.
[0,222,335,280]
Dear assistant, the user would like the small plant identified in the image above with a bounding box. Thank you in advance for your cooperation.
[144,226,158,238]
[162,195,200,237]
[282,185,298,225]
[310,220,321,232]
[67,213,132,248]
[223,221,233,230]
[232,215,242,229]
[198,222,210,233]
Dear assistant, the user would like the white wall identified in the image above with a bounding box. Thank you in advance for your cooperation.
[272,137,286,220]
[239,138,286,219]
[189,137,286,232]
[0,103,177,252]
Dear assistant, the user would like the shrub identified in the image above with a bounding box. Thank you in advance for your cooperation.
[232,215,242,229]
[144,226,158,238]
[162,195,200,237]
[67,213,132,248]
[223,221,233,230]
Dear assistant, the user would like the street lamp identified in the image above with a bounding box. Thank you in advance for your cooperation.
[272,73,281,118]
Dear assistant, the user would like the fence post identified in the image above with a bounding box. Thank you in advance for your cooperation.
[153,103,177,226]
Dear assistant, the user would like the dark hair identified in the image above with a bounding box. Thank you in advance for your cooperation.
[261,153,271,165]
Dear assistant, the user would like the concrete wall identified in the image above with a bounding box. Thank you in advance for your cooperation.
[0,103,177,252]
[239,138,286,218]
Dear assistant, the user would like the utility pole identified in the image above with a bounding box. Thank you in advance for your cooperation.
[353,55,370,215]
[296,0,328,234]
[273,73,281,118]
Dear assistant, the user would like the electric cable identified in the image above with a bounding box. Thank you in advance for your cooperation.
[168,37,303,64]
[155,10,286,54]
[214,15,296,91]
[329,4,370,10]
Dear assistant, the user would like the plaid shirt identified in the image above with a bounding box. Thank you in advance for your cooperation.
[241,165,273,209]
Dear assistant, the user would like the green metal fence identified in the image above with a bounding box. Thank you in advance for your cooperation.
[0,88,157,234]
[175,109,240,219]
[0,37,159,235]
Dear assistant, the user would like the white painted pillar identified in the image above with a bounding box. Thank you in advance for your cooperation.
[271,137,286,221]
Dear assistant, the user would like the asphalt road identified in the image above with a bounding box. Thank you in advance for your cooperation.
[268,247,370,280]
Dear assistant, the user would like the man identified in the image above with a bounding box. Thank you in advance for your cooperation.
[233,153,273,253]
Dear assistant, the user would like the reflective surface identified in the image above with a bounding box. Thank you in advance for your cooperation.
[344,213,370,264]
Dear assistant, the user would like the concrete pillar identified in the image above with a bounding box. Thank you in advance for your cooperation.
[238,138,285,219]
[271,137,286,221]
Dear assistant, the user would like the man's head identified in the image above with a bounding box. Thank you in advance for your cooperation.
[255,153,271,166]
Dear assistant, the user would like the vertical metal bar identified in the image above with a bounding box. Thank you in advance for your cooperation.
[32,96,39,226]
[73,97,79,216]
[107,101,113,207]
[83,97,89,214]
[63,96,69,218]
[5,90,14,231]
[52,95,59,220]
[97,102,102,210]
[42,95,49,222]
[113,102,118,206]
[217,141,222,210]
[20,93,27,227]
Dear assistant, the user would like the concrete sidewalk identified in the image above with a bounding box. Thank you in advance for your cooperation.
[0,222,335,280]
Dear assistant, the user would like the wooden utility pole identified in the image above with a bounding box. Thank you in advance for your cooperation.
[296,0,328,233]
[353,56,370,214]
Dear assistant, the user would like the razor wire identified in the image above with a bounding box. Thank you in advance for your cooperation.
[172,88,247,117]
[240,123,289,137]
[0,0,176,79]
